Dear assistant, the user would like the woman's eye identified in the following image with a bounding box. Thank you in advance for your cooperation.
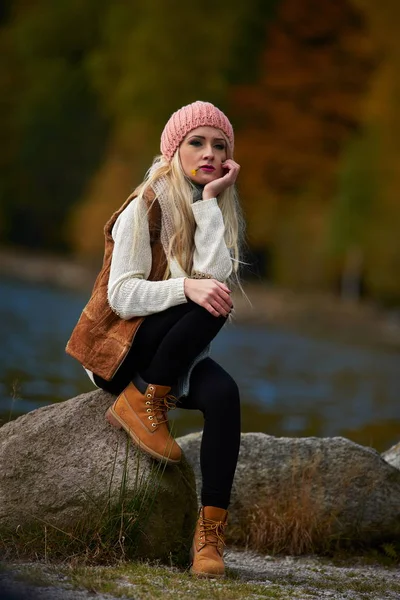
[215,144,225,150]
[189,140,202,147]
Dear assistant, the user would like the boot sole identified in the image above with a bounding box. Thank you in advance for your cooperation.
[105,406,181,464]
[190,568,225,579]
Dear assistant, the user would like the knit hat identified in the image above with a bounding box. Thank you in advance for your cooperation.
[160,101,234,161]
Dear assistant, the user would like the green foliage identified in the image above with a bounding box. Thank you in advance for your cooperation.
[328,126,379,256]
[225,0,279,85]
[0,0,276,251]
[87,0,277,154]
[2,0,400,304]
[381,542,400,561]
[0,0,109,251]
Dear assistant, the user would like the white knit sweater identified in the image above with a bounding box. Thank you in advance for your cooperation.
[86,195,233,397]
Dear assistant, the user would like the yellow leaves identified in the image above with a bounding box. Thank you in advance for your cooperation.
[66,143,139,259]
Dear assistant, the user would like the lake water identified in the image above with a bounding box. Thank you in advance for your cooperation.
[1,277,399,452]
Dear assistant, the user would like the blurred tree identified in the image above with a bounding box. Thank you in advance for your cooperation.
[0,0,12,25]
[346,0,400,305]
[0,25,21,240]
[2,0,400,305]
[327,127,378,301]
[68,0,278,257]
[232,0,376,289]
[0,0,109,251]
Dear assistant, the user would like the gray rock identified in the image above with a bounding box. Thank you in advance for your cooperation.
[177,432,400,547]
[382,441,400,470]
[0,390,197,561]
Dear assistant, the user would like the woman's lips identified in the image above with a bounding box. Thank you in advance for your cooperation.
[199,166,215,172]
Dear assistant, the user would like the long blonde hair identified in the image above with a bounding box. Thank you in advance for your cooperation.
[130,150,248,296]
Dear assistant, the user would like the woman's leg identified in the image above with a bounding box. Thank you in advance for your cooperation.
[99,301,233,469]
[94,300,227,394]
[183,357,241,578]
[180,357,241,510]
[138,301,227,386]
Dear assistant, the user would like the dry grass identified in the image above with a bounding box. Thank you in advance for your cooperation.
[240,496,339,556]
[234,460,338,555]
[226,452,381,556]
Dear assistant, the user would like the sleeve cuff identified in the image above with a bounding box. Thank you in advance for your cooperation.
[175,277,188,303]
[191,197,219,215]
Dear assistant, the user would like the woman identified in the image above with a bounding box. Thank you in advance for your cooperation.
[66,100,246,578]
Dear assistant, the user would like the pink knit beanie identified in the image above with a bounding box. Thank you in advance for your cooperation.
[160,101,234,161]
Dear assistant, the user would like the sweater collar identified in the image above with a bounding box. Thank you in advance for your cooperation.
[192,182,204,203]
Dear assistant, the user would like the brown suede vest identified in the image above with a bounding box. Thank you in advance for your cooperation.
[65,188,167,381]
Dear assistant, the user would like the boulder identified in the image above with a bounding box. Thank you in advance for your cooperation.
[177,432,400,549]
[0,390,197,561]
[382,441,400,470]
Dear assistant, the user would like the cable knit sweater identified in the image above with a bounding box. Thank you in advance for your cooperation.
[86,195,233,398]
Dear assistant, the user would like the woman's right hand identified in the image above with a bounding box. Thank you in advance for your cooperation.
[183,278,233,317]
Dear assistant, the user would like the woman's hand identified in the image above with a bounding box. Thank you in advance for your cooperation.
[184,278,233,317]
[202,159,240,200]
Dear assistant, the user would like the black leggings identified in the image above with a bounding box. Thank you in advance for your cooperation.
[94,300,241,509]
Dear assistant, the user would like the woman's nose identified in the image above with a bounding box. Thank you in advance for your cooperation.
[202,145,215,160]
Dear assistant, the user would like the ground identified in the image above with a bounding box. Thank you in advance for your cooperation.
[1,548,400,600]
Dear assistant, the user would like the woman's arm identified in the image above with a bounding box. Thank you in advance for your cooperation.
[108,199,187,319]
[190,197,233,282]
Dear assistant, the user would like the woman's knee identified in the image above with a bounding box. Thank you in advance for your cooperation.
[205,371,240,412]
[189,300,228,327]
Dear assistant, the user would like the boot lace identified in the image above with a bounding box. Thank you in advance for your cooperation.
[199,517,226,549]
[151,394,178,425]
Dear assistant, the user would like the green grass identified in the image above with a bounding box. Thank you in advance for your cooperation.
[0,561,305,600]
[3,556,400,600]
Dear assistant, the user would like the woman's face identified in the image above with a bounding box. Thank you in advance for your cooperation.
[179,126,228,185]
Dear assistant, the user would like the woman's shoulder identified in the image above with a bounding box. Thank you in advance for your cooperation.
[113,186,159,232]
[123,185,157,212]
[141,185,157,208]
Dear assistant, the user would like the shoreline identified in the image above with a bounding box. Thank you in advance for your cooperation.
[1,247,400,351]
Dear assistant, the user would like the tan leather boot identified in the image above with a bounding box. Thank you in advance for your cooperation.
[191,506,228,578]
[105,380,181,464]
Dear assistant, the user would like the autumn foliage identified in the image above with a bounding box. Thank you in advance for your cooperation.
[1,0,400,304]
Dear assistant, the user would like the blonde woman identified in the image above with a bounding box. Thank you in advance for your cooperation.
[66,101,246,578]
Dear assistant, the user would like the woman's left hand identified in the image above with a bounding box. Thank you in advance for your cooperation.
[202,159,240,200]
